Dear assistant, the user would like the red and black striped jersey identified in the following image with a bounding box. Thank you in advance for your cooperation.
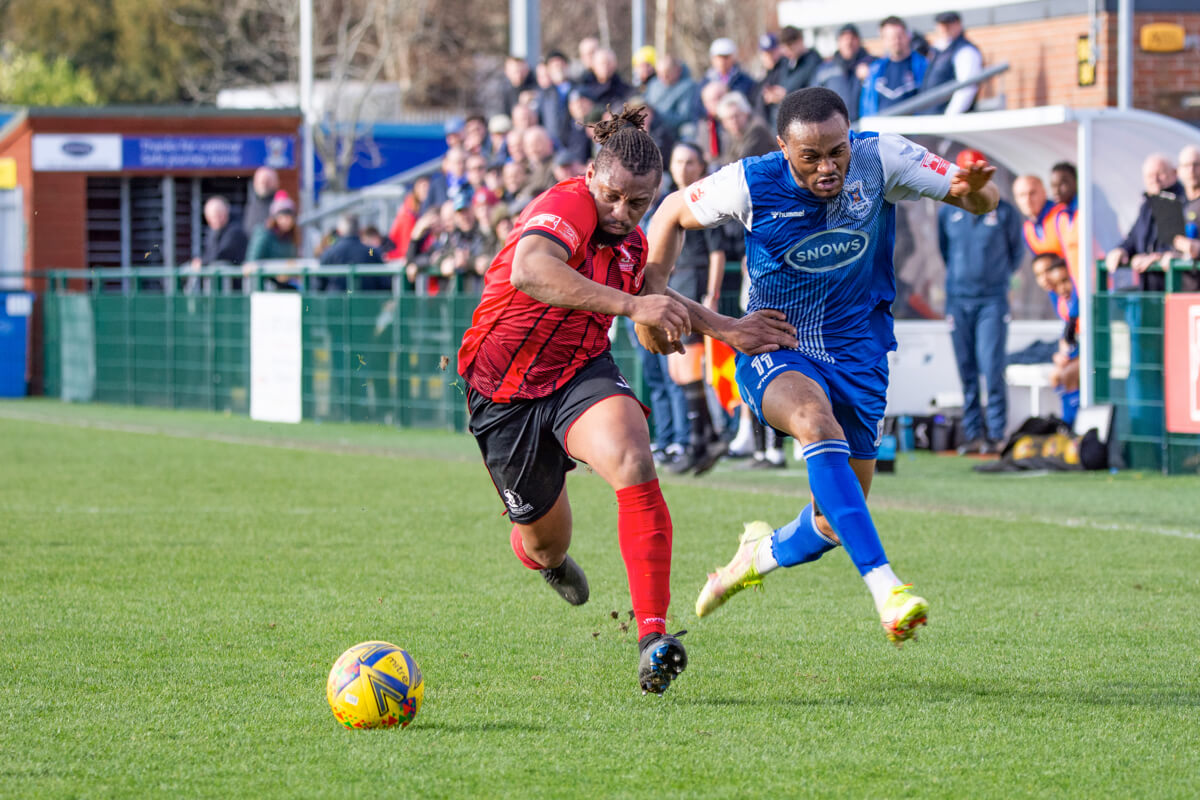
[458,176,647,402]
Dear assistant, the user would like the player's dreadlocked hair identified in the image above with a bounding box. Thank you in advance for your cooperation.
[591,106,663,178]
[777,87,849,138]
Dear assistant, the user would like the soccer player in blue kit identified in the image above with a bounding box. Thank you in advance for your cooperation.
[640,88,998,645]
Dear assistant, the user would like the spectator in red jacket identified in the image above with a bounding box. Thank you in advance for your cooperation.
[387,176,431,261]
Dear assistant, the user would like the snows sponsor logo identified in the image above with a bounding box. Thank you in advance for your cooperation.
[921,152,951,176]
[782,228,870,272]
[527,212,581,251]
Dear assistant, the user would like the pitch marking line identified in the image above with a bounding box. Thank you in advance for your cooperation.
[1,407,1196,542]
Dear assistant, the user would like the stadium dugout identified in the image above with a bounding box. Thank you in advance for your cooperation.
[859,104,1200,411]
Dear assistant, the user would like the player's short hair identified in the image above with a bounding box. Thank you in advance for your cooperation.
[776,87,849,138]
[1051,161,1077,179]
[880,15,907,30]
[591,106,663,178]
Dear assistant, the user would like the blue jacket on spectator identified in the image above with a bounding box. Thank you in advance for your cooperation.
[319,234,383,292]
[859,52,927,118]
[920,33,982,114]
[644,72,700,137]
[938,199,1024,298]
[704,65,757,104]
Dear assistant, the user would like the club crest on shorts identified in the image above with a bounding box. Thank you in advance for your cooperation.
[503,489,534,516]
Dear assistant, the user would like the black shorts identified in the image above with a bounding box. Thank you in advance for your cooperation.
[467,353,647,524]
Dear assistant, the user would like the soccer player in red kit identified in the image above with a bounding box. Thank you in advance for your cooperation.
[458,108,796,694]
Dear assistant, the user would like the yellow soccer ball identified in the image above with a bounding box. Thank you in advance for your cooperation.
[327,641,424,729]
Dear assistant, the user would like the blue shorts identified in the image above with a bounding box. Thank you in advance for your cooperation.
[734,350,889,460]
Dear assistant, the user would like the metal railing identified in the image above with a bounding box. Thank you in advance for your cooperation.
[874,62,1010,118]
[297,156,442,235]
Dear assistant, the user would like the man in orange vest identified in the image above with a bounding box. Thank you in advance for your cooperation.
[1014,175,1079,422]
[1013,174,1067,261]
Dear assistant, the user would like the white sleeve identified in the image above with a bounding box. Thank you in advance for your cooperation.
[877,132,958,204]
[683,161,753,230]
[945,46,983,114]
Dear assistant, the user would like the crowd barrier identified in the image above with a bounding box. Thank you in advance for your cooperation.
[40,259,1200,474]
[42,264,646,432]
[1093,259,1200,474]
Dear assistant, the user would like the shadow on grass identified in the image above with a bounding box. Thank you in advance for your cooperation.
[687,682,1200,710]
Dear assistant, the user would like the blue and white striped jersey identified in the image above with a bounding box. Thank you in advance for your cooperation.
[685,131,956,364]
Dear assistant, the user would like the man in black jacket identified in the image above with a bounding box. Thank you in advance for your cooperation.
[1104,153,1184,292]
[319,214,382,292]
[758,26,822,127]
[815,25,873,122]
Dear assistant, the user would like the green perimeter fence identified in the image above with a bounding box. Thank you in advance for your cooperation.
[40,261,1200,474]
[41,265,649,433]
[1093,260,1200,474]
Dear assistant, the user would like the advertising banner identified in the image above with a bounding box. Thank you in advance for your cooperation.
[1164,293,1200,434]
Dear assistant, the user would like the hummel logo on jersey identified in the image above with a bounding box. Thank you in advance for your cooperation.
[614,376,631,390]
[770,210,806,219]
[783,228,870,272]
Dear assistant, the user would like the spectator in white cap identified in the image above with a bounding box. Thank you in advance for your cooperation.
[705,37,756,100]
[487,114,513,165]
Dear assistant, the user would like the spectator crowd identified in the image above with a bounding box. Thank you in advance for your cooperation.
[386,12,987,293]
[195,13,1200,465]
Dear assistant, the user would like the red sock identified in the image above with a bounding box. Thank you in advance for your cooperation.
[510,526,543,570]
[616,479,672,639]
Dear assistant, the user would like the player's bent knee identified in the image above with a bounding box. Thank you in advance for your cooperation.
[604,447,657,489]
[788,414,844,446]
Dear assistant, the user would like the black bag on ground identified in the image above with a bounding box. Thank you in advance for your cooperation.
[974,416,1108,473]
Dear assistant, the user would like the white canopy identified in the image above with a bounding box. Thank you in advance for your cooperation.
[858,105,1200,406]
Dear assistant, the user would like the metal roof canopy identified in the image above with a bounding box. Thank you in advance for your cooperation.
[859,104,1200,408]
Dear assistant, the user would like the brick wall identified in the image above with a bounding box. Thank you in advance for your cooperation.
[864,12,1200,118]
[1126,12,1200,119]
[969,14,1111,110]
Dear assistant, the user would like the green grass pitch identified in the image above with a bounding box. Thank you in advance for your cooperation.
[1,399,1197,799]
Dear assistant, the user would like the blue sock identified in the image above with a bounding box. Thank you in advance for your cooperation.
[801,440,887,576]
[771,504,839,567]
[1060,389,1080,425]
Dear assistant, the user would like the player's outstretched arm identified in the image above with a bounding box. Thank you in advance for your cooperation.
[943,161,1000,215]
[636,288,797,356]
[510,234,691,340]
[673,288,797,356]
